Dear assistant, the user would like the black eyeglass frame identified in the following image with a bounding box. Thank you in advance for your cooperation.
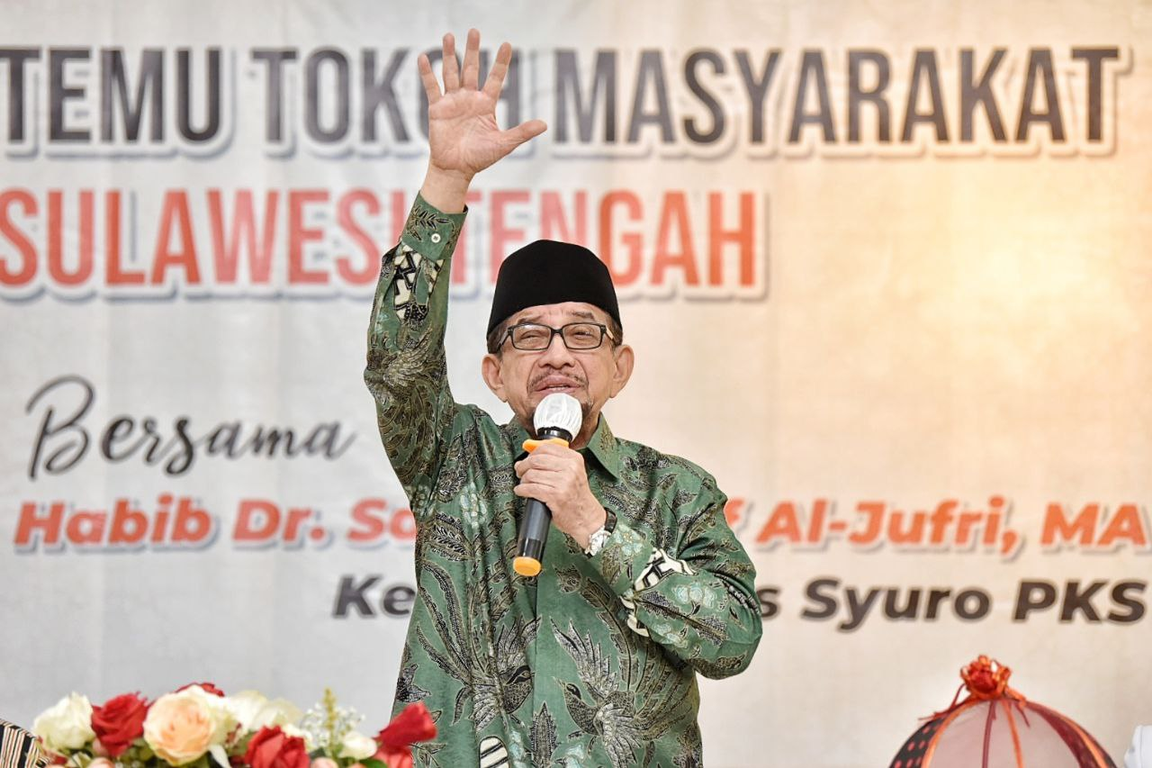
[500,321,616,351]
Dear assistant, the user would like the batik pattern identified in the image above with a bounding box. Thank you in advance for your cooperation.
[365,194,763,767]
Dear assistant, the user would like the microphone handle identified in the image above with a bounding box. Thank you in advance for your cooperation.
[516,498,552,567]
[513,426,573,578]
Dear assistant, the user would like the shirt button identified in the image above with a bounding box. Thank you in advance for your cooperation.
[431,233,442,244]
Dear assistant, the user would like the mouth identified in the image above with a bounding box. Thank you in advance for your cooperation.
[532,375,584,395]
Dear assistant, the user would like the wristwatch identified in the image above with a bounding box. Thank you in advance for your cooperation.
[583,508,618,557]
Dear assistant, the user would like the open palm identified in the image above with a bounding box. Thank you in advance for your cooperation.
[420,30,547,180]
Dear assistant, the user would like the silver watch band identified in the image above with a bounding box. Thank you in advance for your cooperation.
[584,526,611,556]
[583,508,617,557]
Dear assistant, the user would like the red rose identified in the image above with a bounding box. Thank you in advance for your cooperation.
[376,751,413,768]
[375,702,436,748]
[243,726,309,768]
[91,693,149,758]
[374,702,436,768]
[176,682,226,697]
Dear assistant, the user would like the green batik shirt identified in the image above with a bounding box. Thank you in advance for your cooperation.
[364,195,763,768]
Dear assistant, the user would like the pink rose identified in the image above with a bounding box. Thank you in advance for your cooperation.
[311,759,339,768]
[143,690,217,765]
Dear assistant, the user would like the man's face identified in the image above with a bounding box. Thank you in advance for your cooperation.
[481,301,634,443]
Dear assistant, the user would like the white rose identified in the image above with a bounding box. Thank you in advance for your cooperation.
[249,698,302,731]
[340,730,377,760]
[226,690,269,733]
[32,692,95,754]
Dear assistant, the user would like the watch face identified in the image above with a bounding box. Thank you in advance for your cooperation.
[586,529,609,556]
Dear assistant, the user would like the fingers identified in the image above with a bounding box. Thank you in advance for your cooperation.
[525,442,573,458]
[514,478,575,503]
[417,53,441,104]
[501,119,548,150]
[441,33,460,91]
[515,455,575,479]
[533,448,581,469]
[515,444,582,474]
[514,482,552,500]
[482,41,513,99]
[514,456,559,479]
[462,28,481,90]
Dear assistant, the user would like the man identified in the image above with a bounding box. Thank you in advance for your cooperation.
[364,29,762,768]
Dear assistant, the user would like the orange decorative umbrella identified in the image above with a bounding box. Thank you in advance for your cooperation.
[890,656,1115,768]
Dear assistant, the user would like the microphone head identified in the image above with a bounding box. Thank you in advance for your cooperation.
[533,393,583,439]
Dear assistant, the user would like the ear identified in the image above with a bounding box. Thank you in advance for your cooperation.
[481,353,508,402]
[608,343,634,398]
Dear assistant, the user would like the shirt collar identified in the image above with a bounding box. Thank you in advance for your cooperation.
[510,413,624,481]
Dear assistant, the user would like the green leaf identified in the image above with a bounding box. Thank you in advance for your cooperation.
[361,759,389,768]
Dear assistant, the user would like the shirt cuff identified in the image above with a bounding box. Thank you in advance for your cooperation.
[399,193,467,262]
[587,520,663,596]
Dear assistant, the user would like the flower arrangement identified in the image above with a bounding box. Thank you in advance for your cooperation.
[31,684,435,768]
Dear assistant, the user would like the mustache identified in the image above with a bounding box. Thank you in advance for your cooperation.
[529,372,587,389]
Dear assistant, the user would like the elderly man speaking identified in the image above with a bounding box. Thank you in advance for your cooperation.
[364,28,762,768]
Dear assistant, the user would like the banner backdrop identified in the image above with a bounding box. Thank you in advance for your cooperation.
[2,1,1150,765]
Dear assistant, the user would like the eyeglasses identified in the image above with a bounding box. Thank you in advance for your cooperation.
[502,322,614,351]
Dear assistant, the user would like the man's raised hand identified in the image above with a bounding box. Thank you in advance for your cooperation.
[418,29,547,212]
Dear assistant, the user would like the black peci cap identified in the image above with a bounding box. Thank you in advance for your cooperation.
[487,240,621,335]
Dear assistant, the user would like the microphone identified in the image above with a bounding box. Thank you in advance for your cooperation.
[513,392,583,578]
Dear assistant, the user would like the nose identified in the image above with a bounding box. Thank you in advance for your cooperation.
[537,328,575,367]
